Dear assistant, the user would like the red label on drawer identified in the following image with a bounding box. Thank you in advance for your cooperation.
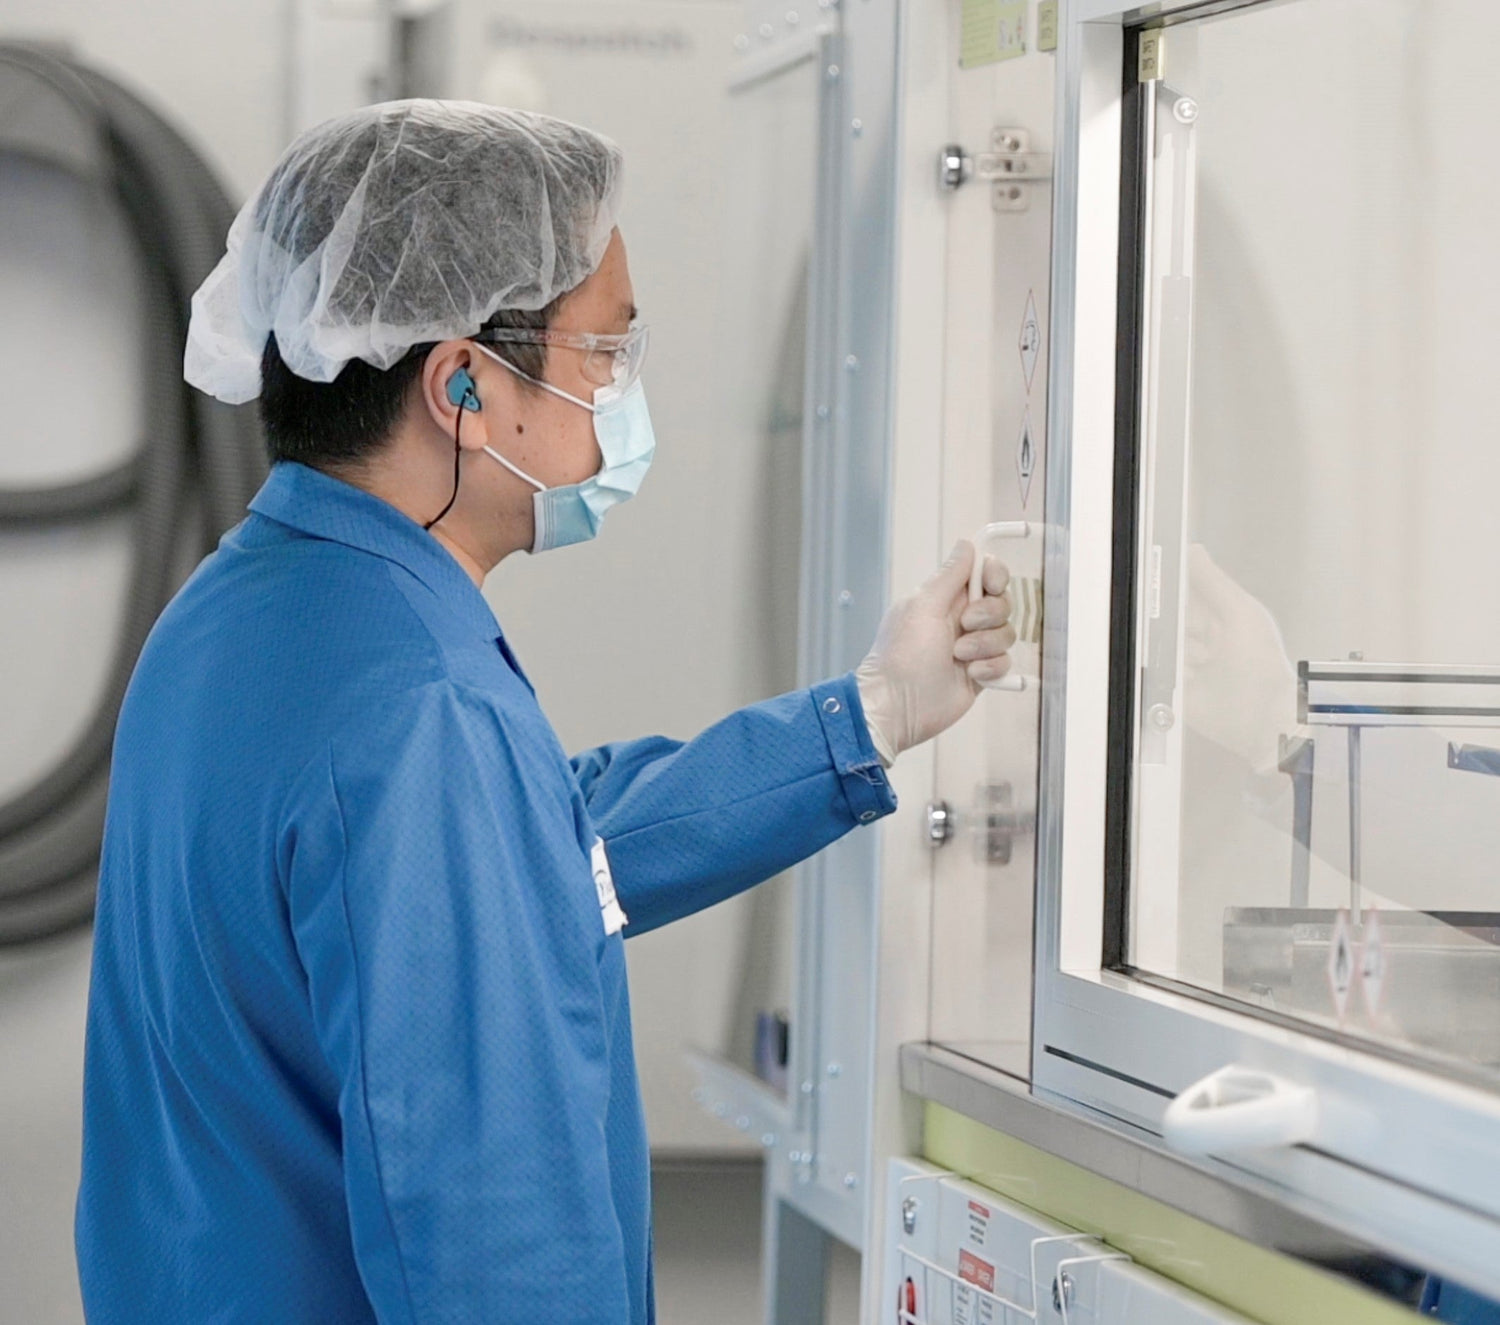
[957,1249,996,1292]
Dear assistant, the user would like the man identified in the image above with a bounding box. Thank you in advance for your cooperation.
[75,101,1015,1321]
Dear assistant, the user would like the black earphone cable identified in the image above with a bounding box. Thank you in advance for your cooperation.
[424,407,464,530]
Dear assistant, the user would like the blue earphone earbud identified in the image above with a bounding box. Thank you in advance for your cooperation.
[445,367,481,412]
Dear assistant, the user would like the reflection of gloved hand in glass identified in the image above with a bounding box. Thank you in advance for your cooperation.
[855,541,1015,767]
[1184,543,1298,769]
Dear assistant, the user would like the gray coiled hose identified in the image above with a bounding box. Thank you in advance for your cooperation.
[0,45,265,944]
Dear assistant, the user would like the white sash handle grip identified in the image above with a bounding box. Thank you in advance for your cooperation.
[969,522,1040,693]
[1162,1065,1320,1156]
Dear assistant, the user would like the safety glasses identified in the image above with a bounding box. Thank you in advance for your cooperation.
[473,321,650,392]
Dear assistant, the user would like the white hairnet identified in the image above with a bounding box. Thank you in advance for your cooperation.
[184,100,624,404]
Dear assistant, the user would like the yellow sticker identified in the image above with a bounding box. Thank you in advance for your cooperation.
[1138,29,1165,82]
[1036,0,1058,52]
[961,0,1027,68]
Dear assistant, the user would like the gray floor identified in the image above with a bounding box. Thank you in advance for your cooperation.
[652,1159,861,1325]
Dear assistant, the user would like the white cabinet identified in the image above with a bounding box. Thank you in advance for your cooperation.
[883,1159,1251,1325]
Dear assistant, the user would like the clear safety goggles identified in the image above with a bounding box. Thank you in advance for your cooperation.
[473,321,650,392]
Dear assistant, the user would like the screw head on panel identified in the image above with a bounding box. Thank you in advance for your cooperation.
[939,144,971,190]
[901,1195,919,1235]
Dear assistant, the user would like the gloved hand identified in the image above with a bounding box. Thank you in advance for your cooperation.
[855,541,1016,767]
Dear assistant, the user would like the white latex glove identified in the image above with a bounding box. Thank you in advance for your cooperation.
[855,541,1015,767]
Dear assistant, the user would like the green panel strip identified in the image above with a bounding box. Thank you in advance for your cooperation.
[923,1102,1419,1325]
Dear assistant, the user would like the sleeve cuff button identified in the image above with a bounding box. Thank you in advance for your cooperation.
[859,809,877,823]
[823,696,842,714]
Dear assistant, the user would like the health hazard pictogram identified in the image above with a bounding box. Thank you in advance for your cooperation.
[1019,290,1041,392]
[1016,410,1036,508]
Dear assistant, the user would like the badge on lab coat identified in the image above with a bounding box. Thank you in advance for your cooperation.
[591,838,628,936]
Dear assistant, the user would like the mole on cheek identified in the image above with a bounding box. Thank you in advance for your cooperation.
[516,424,524,434]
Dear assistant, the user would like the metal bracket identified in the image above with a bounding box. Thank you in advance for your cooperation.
[939,129,1053,211]
[977,781,1035,865]
[1449,742,1500,778]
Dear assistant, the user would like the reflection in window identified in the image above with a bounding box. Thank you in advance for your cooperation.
[1125,0,1500,1080]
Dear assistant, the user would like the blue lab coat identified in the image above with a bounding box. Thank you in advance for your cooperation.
[76,461,895,1323]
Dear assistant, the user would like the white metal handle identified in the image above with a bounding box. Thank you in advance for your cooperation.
[1162,1065,1319,1156]
[969,522,1039,692]
[967,521,1032,601]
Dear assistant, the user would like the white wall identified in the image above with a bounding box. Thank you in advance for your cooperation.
[0,63,267,1314]
[2,0,291,201]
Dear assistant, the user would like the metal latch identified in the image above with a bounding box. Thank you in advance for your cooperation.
[939,129,1052,211]
[927,787,1036,859]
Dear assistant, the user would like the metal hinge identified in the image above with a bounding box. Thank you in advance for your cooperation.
[939,129,1052,211]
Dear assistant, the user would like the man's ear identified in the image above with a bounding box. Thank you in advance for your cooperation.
[418,341,510,454]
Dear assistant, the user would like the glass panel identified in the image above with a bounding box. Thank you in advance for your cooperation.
[1126,0,1500,1079]
[928,56,1056,1080]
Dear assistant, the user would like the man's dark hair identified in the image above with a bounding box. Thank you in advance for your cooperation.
[258,301,558,471]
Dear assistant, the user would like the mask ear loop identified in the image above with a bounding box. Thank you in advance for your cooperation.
[424,406,463,531]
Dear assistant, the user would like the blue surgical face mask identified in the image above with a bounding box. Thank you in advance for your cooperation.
[473,343,655,554]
